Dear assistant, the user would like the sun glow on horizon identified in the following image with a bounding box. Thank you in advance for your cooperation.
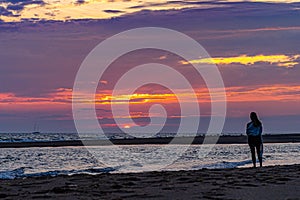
[124,125,131,129]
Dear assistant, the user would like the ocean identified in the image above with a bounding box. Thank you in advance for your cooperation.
[0,133,299,179]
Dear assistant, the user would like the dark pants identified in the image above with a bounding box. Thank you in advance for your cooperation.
[248,135,263,167]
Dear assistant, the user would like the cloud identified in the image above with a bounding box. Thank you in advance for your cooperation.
[1,1,300,133]
[0,0,44,4]
[211,26,300,34]
[181,54,300,68]
[226,84,300,102]
[6,4,24,11]
[75,0,85,5]
[126,0,225,10]
[0,0,45,18]
[0,0,23,3]
[0,6,13,16]
[103,9,124,13]
[95,93,179,105]
[0,0,228,22]
[6,1,45,12]
[0,88,72,105]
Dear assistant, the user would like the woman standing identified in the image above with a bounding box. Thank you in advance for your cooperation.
[246,112,263,167]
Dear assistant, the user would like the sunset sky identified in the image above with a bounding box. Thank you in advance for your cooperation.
[1,0,300,134]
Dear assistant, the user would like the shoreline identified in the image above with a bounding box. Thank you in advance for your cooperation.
[0,134,300,148]
[0,164,299,199]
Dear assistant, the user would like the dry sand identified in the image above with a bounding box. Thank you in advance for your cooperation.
[0,164,299,200]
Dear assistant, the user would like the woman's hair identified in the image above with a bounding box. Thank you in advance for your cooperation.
[250,112,262,127]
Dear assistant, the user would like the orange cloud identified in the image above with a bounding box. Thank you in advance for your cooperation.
[181,54,300,68]
[0,88,72,105]
[2,84,299,106]
[95,93,178,105]
[100,80,108,85]
[226,85,300,102]
[75,83,300,108]
[1,84,299,120]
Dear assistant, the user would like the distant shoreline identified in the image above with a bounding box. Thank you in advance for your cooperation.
[0,134,299,148]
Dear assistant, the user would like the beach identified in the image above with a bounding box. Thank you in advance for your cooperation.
[0,164,299,199]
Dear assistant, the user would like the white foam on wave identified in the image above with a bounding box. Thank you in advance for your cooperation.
[192,160,253,170]
[0,167,25,179]
[0,167,118,180]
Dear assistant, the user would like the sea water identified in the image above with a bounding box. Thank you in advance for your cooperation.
[0,134,299,179]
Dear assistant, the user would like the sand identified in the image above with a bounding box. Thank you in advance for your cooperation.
[0,164,299,200]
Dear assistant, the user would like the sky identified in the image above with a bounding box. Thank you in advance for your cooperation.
[0,0,300,134]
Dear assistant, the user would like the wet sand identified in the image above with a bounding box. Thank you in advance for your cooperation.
[0,164,299,199]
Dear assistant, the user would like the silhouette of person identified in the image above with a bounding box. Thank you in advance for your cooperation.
[246,112,263,167]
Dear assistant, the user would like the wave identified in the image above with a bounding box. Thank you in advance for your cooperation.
[192,160,253,170]
[0,133,80,143]
[0,166,118,180]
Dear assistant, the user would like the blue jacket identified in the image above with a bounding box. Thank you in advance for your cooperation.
[246,122,262,136]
